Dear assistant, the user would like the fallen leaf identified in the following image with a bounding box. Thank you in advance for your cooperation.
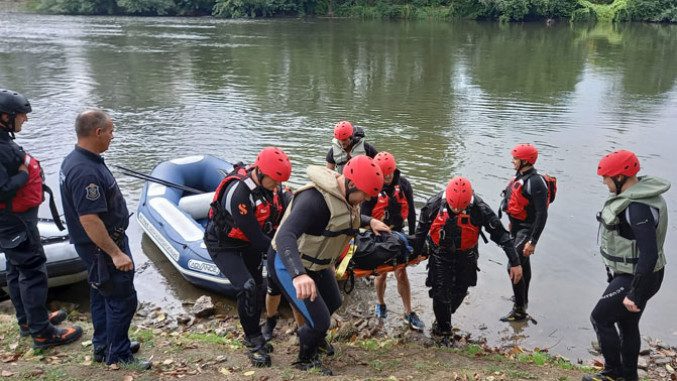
[244,370,255,376]
[219,368,231,375]
[109,363,120,370]
[667,364,675,373]
[123,376,134,381]
[0,370,13,377]
[163,359,174,365]
[8,343,18,351]
[81,340,93,348]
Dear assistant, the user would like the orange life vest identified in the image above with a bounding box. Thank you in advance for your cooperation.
[0,154,44,213]
[208,166,284,242]
[502,173,556,221]
[428,203,481,252]
[371,185,409,223]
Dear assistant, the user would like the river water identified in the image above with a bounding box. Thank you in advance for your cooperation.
[1,13,676,361]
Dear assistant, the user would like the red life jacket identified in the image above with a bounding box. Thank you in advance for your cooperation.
[208,166,284,242]
[502,173,556,221]
[428,199,480,252]
[0,154,44,213]
[371,185,409,223]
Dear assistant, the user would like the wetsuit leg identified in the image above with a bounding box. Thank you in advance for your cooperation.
[428,253,455,332]
[268,251,337,351]
[209,245,264,338]
[3,219,50,335]
[510,228,531,308]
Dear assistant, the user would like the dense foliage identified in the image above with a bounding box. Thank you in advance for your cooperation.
[35,0,677,22]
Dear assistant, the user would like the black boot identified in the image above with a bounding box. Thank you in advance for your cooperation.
[261,314,279,342]
[431,321,454,348]
[318,337,335,357]
[500,306,528,322]
[581,369,625,381]
[294,343,332,375]
[244,335,271,367]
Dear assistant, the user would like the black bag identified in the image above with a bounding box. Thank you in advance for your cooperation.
[351,231,413,270]
[0,213,29,250]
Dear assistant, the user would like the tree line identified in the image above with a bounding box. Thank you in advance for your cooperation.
[34,0,676,22]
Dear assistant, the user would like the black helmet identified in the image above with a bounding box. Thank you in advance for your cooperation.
[0,89,32,115]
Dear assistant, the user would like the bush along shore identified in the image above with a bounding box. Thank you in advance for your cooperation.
[1,296,677,380]
[13,0,676,23]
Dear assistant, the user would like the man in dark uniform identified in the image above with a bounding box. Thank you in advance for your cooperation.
[416,176,523,346]
[60,109,148,368]
[500,143,549,322]
[0,89,82,348]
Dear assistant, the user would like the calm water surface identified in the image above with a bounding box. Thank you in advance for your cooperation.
[1,14,676,360]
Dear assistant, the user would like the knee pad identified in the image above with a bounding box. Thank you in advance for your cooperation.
[242,279,260,317]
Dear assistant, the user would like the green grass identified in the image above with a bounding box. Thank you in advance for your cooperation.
[184,332,242,349]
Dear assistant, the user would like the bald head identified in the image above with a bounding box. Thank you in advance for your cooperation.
[75,109,111,138]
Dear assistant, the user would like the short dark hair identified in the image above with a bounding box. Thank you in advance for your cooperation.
[75,109,111,138]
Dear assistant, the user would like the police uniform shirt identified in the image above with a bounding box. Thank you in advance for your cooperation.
[59,146,129,245]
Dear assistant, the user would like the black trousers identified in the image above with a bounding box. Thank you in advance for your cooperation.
[590,270,663,380]
[207,243,265,339]
[427,250,478,332]
[1,213,50,335]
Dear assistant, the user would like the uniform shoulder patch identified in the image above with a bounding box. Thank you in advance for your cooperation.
[238,203,248,215]
[85,183,101,201]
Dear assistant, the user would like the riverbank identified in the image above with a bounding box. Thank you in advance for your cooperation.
[1,298,676,380]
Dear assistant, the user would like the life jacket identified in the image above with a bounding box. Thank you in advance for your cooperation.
[330,127,367,174]
[272,165,360,271]
[0,154,43,213]
[428,193,482,253]
[371,184,409,226]
[208,164,284,243]
[597,176,669,275]
[501,171,557,221]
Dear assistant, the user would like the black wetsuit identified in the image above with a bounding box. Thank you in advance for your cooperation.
[417,193,519,332]
[506,168,549,309]
[361,169,416,235]
[591,202,664,381]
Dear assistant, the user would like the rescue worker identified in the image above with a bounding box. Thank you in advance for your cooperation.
[361,152,423,330]
[325,120,377,174]
[0,89,82,349]
[416,176,523,346]
[500,143,549,322]
[60,109,148,368]
[204,147,292,368]
[582,150,668,381]
[269,155,390,375]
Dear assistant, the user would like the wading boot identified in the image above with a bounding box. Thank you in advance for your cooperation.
[581,370,625,381]
[500,306,528,322]
[318,337,335,357]
[261,314,279,342]
[244,335,271,367]
[19,309,68,337]
[32,325,83,350]
[294,344,332,376]
[431,321,454,348]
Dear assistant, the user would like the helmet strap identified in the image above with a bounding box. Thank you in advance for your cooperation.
[0,112,16,139]
[612,176,627,195]
[344,178,358,202]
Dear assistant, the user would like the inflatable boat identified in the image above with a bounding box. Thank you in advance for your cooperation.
[136,155,242,297]
[0,219,87,297]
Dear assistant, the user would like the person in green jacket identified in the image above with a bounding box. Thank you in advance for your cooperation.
[583,150,669,381]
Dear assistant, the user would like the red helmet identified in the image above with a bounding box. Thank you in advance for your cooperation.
[511,143,538,165]
[374,151,397,176]
[445,176,473,211]
[597,150,640,177]
[254,147,292,182]
[343,155,384,198]
[334,121,354,140]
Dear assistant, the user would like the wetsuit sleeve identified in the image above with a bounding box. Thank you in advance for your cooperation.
[274,189,331,277]
[400,177,417,235]
[414,195,437,255]
[224,182,271,252]
[527,175,549,244]
[0,163,28,200]
[364,142,378,158]
[477,199,519,267]
[625,202,660,305]
[67,169,108,216]
[360,214,372,227]
[326,148,335,164]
